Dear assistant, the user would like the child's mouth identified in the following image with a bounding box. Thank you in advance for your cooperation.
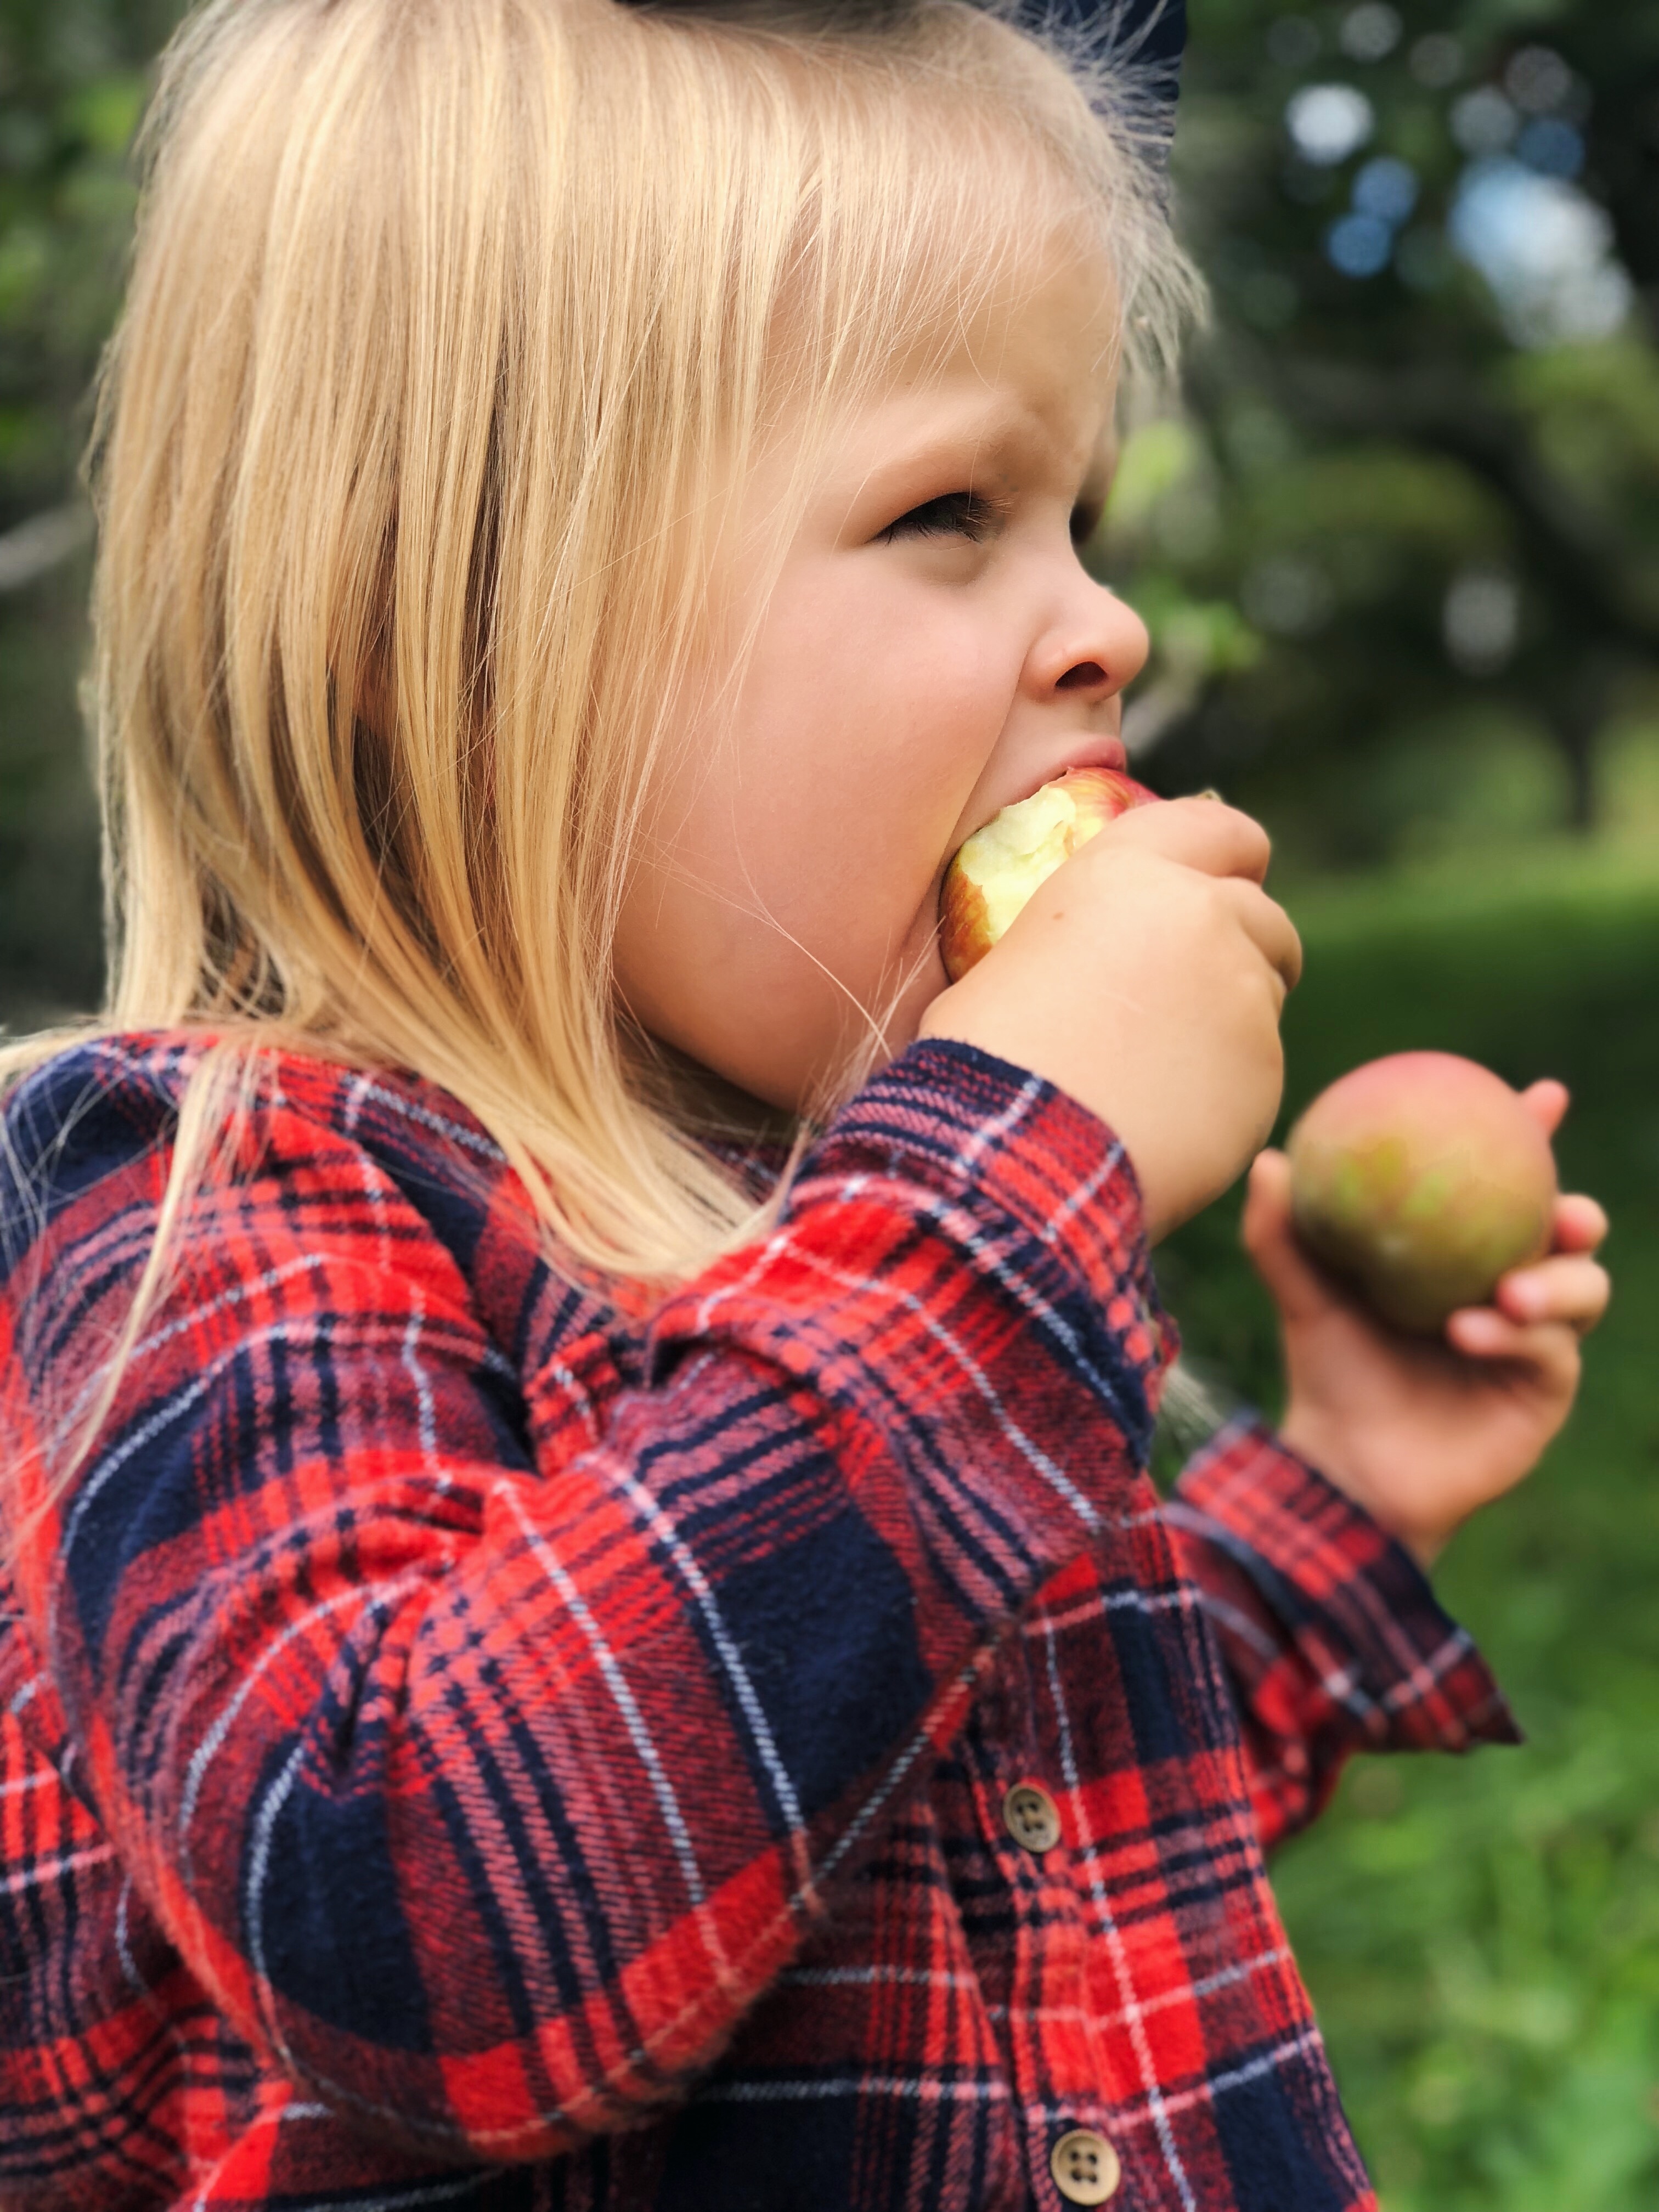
[939,764,1160,980]
[1006,734,1129,815]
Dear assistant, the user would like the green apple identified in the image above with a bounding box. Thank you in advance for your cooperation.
[1288,1051,1557,1333]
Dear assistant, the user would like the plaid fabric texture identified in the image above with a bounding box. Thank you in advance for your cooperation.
[0,1033,1516,2211]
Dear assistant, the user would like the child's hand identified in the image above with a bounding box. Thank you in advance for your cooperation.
[919,799,1302,1242]
[1244,1080,1610,1566]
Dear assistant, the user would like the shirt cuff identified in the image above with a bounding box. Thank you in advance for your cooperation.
[1169,1412,1521,1754]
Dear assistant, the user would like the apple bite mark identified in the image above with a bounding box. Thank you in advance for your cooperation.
[938,766,1160,981]
[1288,1051,1559,1334]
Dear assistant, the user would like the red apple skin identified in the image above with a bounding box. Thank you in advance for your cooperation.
[1287,1052,1558,1333]
[939,766,1162,983]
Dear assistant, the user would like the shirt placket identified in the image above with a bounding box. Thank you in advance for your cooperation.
[961,1631,1130,2209]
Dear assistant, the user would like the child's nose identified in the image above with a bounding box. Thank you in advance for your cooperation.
[1056,659,1109,692]
[1034,586,1150,703]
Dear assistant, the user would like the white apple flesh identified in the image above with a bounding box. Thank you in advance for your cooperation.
[939,766,1161,983]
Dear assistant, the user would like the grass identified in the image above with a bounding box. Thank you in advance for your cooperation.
[1154,837,1659,2210]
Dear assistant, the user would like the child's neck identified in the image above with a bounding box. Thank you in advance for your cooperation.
[630,1033,801,1150]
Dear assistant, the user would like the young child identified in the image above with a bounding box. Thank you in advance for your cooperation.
[0,1,1609,2207]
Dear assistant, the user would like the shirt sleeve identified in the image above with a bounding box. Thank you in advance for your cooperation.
[2,1037,1169,2164]
[1164,1412,1521,1853]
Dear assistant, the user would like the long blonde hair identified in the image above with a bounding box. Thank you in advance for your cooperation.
[4,0,1199,1312]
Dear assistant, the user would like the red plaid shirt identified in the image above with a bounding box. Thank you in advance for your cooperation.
[0,1033,1516,2211]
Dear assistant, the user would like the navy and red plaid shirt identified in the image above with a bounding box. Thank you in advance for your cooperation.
[0,1032,1516,2211]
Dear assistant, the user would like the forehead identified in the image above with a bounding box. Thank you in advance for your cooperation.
[838,242,1121,481]
[894,228,1119,388]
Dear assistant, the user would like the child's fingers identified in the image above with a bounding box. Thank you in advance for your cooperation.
[1106,795,1274,887]
[1551,1191,1608,1253]
[1444,1307,1584,1387]
[1519,1077,1570,1137]
[1218,877,1305,995]
[1494,1252,1611,1334]
[1242,1149,1339,1323]
[1244,1140,1610,1340]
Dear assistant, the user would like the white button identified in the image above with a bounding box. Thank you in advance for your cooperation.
[1003,1781,1062,1855]
[1051,2128,1121,2204]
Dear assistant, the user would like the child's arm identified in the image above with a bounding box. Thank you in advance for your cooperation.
[1164,1417,1521,1850]
[1166,1078,1608,1849]
[4,1036,1164,2166]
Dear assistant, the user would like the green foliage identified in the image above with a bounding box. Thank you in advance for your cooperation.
[0,0,173,514]
[0,0,179,1014]
[0,549,102,1019]
[1157,847,1659,2209]
[1098,0,1659,856]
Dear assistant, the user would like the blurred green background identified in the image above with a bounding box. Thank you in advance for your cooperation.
[0,0,1655,2204]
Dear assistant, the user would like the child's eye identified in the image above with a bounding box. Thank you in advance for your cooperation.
[879,490,999,544]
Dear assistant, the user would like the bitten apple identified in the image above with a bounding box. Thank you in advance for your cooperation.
[939,766,1161,982]
[1287,1051,1558,1333]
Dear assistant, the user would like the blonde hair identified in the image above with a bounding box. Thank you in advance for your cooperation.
[4,0,1200,1325]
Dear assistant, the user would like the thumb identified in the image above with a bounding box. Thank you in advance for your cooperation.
[1519,1077,1569,1139]
[1242,1149,1338,1325]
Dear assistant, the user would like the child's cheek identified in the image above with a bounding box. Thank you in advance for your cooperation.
[826,627,1011,862]
[743,640,1003,935]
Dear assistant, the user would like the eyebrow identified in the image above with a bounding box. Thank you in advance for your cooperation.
[847,396,1113,521]
[884,403,1058,484]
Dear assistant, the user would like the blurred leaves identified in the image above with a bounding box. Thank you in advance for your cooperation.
[0,0,174,1016]
[0,2,165,517]
[1098,0,1659,865]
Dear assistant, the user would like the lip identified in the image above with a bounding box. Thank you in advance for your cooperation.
[1008,731,1129,812]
